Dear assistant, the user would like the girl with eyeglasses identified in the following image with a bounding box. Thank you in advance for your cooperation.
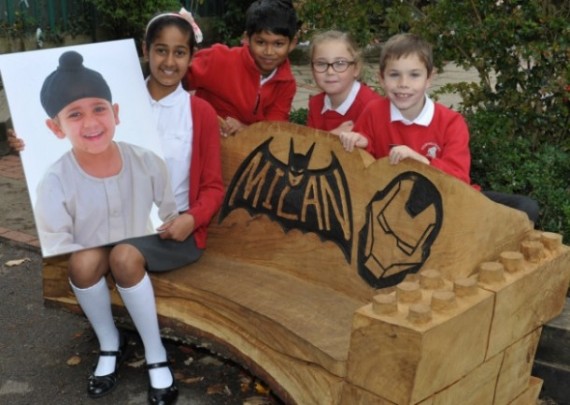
[307,30,381,136]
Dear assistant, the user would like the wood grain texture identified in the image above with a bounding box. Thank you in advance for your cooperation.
[42,122,569,405]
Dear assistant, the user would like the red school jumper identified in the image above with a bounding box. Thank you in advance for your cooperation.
[185,96,225,249]
[307,83,380,131]
[354,97,473,186]
[186,44,296,124]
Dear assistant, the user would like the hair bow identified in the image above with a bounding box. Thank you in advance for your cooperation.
[179,8,203,44]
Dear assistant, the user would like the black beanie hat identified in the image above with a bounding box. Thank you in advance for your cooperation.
[40,51,112,118]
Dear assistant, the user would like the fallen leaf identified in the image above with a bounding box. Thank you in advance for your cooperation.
[126,358,146,368]
[5,258,31,267]
[207,383,231,395]
[198,355,223,367]
[181,376,204,384]
[240,376,252,393]
[254,381,271,396]
[243,396,273,405]
[66,355,82,366]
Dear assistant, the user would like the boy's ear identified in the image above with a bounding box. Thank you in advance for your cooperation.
[45,118,66,139]
[378,71,386,89]
[287,34,298,53]
[112,103,120,126]
[426,70,436,88]
[142,42,148,60]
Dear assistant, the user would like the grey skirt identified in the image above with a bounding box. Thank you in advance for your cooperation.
[116,233,203,272]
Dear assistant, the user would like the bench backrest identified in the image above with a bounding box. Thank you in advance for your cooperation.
[204,122,532,301]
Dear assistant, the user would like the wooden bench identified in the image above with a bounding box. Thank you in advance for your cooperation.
[43,122,570,404]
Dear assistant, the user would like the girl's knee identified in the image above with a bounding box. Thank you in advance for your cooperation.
[109,244,146,287]
[68,248,110,287]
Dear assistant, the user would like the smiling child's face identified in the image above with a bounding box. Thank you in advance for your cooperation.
[144,25,192,100]
[46,97,119,156]
[380,53,433,121]
[247,30,297,76]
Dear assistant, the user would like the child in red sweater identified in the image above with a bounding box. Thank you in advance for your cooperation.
[307,30,380,136]
[340,33,539,223]
[186,0,298,136]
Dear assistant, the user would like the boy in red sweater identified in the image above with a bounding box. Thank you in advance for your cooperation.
[186,0,298,136]
[340,33,539,223]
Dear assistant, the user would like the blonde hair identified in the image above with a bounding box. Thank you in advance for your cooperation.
[379,33,434,77]
[310,30,363,78]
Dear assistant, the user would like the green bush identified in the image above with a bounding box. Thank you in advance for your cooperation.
[296,0,388,46]
[289,107,308,126]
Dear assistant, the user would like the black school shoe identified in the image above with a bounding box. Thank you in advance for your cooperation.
[147,361,179,405]
[87,332,131,398]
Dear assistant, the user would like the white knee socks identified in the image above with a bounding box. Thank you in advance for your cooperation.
[117,273,172,389]
[70,277,119,376]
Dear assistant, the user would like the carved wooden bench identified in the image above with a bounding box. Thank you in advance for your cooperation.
[43,122,570,404]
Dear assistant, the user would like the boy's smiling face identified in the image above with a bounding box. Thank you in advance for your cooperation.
[46,97,119,156]
[380,53,433,121]
[247,30,297,76]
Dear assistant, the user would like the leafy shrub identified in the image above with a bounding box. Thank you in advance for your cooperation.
[296,0,387,46]
[289,107,308,126]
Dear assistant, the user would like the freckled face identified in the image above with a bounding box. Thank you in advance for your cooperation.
[247,31,297,76]
[380,53,433,121]
[144,25,192,99]
[47,97,119,156]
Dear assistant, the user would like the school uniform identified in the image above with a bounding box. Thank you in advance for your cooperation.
[121,85,224,271]
[355,95,472,185]
[307,81,380,131]
[354,96,539,222]
[186,43,296,124]
[35,141,178,257]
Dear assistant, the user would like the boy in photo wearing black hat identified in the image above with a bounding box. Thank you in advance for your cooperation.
[37,50,177,256]
[35,50,181,401]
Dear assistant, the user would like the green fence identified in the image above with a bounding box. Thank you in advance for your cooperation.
[0,0,224,37]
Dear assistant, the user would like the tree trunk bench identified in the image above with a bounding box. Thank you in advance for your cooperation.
[43,122,570,404]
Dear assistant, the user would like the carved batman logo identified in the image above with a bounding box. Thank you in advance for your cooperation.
[220,137,353,260]
[358,172,443,288]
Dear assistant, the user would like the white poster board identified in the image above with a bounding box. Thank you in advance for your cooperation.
[0,39,170,257]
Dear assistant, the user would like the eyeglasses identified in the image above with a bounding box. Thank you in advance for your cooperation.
[311,60,356,73]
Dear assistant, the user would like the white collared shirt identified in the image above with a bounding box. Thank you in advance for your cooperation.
[321,81,361,115]
[390,94,435,126]
[260,69,277,86]
[147,82,193,212]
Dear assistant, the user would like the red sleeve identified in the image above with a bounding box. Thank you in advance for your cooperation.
[187,97,225,248]
[264,79,295,122]
[185,47,215,91]
[429,109,472,185]
[353,100,386,159]
[307,93,323,129]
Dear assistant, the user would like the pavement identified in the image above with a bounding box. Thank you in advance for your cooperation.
[0,63,562,405]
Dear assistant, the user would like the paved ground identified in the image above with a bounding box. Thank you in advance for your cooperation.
[0,63,561,405]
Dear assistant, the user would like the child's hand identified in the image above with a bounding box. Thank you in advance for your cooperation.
[7,129,25,153]
[330,120,354,136]
[157,213,195,241]
[339,131,368,152]
[219,116,247,137]
[389,145,430,165]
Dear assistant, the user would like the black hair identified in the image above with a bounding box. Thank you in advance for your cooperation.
[144,13,196,55]
[245,0,298,40]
